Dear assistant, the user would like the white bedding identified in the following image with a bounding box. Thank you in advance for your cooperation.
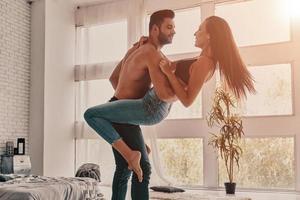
[0,175,105,200]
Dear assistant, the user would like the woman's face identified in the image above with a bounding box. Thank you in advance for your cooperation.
[194,20,210,49]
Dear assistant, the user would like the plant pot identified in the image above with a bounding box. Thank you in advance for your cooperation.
[224,182,236,194]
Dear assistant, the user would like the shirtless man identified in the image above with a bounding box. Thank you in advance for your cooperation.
[108,10,176,200]
[111,13,176,101]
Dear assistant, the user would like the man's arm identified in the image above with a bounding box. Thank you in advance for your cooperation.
[145,50,176,102]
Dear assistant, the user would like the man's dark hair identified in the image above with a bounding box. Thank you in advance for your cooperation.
[149,9,175,32]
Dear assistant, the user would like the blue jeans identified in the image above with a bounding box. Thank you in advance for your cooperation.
[84,88,172,144]
[110,97,151,200]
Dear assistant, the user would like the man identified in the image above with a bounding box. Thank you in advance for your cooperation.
[108,10,176,200]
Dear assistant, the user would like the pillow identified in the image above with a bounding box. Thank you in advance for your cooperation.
[150,186,185,193]
[75,163,101,182]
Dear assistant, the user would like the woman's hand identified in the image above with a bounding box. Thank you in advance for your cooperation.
[133,36,148,47]
[159,59,173,76]
[170,61,177,72]
[124,36,148,61]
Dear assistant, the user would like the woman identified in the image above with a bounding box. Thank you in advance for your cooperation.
[84,16,255,183]
[160,16,255,105]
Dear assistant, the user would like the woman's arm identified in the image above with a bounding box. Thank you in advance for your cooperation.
[160,57,212,107]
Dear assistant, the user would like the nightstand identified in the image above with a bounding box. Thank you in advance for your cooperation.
[1,155,31,175]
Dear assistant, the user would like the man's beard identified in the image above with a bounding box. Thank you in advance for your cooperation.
[158,31,172,45]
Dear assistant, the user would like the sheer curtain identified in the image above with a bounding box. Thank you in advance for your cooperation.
[74,0,168,186]
[74,0,144,136]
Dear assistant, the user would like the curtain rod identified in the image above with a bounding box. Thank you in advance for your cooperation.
[76,0,125,9]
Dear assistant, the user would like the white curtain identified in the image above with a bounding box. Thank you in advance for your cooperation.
[142,126,172,186]
[74,0,169,186]
[75,0,128,27]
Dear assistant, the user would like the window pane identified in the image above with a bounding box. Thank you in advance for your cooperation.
[76,80,114,122]
[215,0,290,46]
[219,137,295,189]
[216,64,292,116]
[145,7,201,55]
[86,79,114,107]
[163,7,201,55]
[243,64,292,116]
[157,138,203,185]
[85,21,127,63]
[167,92,202,119]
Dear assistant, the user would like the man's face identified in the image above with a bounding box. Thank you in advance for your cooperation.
[157,18,175,45]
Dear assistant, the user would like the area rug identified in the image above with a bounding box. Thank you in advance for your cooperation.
[150,191,251,200]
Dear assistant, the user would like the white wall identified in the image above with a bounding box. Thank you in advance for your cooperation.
[0,0,31,158]
[43,0,76,177]
[30,0,76,176]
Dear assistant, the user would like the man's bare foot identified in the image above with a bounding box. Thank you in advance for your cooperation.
[128,151,143,182]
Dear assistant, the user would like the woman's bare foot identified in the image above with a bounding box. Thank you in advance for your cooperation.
[127,151,143,182]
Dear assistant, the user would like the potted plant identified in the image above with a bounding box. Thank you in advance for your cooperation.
[207,86,244,194]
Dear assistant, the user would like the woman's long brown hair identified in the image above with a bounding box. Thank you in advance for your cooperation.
[206,16,256,99]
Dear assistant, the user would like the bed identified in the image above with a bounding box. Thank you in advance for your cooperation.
[0,174,105,200]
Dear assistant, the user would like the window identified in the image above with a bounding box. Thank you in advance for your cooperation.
[219,137,295,189]
[157,138,203,185]
[216,64,293,116]
[83,21,127,64]
[75,0,300,191]
[242,64,293,116]
[167,91,202,119]
[145,7,201,55]
[85,79,114,107]
[162,7,201,55]
[215,0,290,46]
[76,79,114,122]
